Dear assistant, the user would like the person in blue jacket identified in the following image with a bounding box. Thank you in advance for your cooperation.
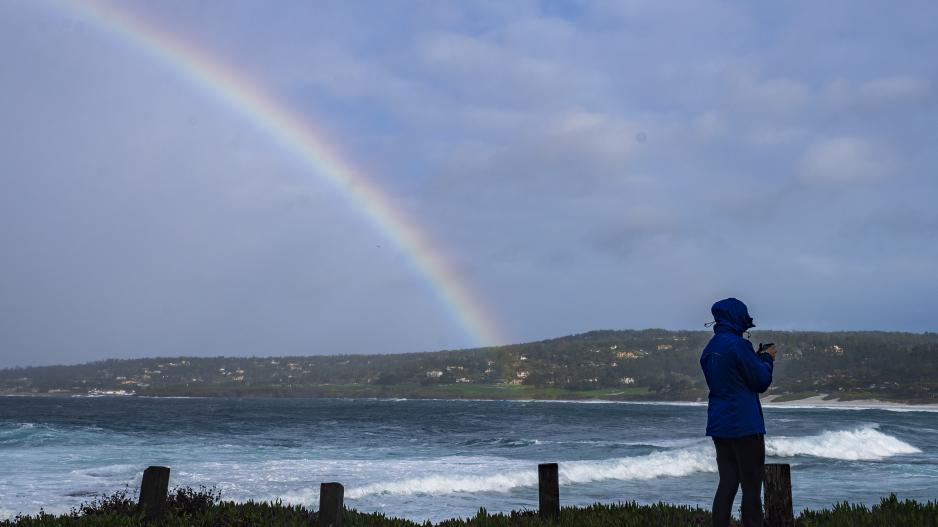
[700,297,778,527]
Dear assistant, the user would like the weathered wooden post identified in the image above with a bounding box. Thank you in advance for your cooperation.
[764,463,794,527]
[318,482,344,527]
[138,466,170,520]
[538,463,560,520]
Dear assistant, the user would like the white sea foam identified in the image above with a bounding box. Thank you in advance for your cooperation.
[533,437,707,449]
[346,448,716,499]
[767,426,920,460]
[72,463,140,479]
[345,426,919,498]
[347,470,538,498]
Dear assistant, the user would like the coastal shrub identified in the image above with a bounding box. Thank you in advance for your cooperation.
[434,503,717,526]
[70,490,136,518]
[165,486,222,517]
[796,494,938,527]
[4,490,938,526]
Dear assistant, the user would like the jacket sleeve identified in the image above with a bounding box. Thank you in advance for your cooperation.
[735,340,774,393]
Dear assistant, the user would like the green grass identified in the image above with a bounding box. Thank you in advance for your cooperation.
[5,489,938,527]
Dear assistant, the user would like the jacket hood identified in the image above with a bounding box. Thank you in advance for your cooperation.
[711,297,755,335]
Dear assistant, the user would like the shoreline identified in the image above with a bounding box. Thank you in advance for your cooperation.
[760,394,938,411]
[5,391,938,411]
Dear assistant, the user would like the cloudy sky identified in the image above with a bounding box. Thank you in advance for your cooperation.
[1,0,936,367]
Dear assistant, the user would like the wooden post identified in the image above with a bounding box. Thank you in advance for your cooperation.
[318,482,344,527]
[538,463,560,520]
[763,463,794,527]
[138,466,170,520]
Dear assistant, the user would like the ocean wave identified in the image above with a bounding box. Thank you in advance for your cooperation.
[71,463,139,479]
[529,437,706,449]
[346,426,919,498]
[0,422,45,446]
[455,437,704,449]
[767,426,920,461]
[0,422,116,448]
[133,396,208,399]
[458,438,544,448]
[0,422,35,434]
[346,448,715,499]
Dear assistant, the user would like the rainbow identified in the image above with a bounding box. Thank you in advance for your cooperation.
[53,0,504,347]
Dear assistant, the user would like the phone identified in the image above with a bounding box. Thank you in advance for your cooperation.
[758,342,775,353]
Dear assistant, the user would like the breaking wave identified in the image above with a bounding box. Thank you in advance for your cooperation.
[767,426,920,461]
[0,422,114,448]
[348,426,918,498]
[347,448,715,498]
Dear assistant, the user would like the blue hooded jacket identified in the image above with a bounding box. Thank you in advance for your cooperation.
[700,298,773,438]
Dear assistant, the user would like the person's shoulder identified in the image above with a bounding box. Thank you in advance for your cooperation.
[713,332,743,343]
[716,334,752,353]
[731,337,755,353]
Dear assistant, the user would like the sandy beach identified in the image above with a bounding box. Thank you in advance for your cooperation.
[761,394,938,411]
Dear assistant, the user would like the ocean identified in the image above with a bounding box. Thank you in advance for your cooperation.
[1,396,935,522]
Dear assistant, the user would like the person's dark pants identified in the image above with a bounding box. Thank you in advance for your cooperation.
[711,433,765,527]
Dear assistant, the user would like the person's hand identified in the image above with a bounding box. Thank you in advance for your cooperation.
[763,344,778,359]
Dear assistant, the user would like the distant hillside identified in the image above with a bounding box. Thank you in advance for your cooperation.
[2,329,937,402]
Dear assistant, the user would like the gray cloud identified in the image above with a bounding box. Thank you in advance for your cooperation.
[1,0,937,367]
[799,137,895,185]
[826,75,933,109]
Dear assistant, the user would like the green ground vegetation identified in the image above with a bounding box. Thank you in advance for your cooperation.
[3,489,936,527]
